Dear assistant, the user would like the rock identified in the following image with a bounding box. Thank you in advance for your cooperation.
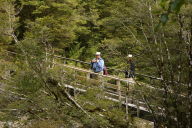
[69,120,84,128]
[0,115,29,128]
[0,121,5,128]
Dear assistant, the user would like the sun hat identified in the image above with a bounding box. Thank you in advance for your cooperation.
[96,52,101,55]
[128,54,133,57]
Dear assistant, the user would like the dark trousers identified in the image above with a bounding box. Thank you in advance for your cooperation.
[125,71,135,78]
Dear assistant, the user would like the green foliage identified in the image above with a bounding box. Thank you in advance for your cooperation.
[77,88,129,127]
[27,120,63,128]
[160,0,188,25]
[15,70,42,94]
[0,0,191,127]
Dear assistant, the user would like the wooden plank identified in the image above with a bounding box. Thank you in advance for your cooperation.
[61,83,150,112]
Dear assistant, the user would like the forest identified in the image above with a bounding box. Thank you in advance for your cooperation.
[0,0,192,128]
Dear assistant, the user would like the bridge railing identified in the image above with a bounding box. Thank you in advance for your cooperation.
[43,52,164,80]
[54,62,151,117]
[3,50,187,116]
[3,50,166,81]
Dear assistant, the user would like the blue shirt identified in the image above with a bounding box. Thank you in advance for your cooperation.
[91,58,104,73]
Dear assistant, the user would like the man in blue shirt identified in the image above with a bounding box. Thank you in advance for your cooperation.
[91,52,104,75]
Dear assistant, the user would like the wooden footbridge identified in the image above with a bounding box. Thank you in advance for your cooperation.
[49,55,168,118]
[56,62,146,113]
[3,50,187,127]
[3,50,181,115]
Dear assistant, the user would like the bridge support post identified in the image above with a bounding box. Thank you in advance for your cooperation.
[75,61,78,66]
[116,80,121,108]
[73,70,77,98]
[97,73,104,89]
[136,101,140,117]
[86,72,90,80]
[63,60,66,64]
[125,82,129,120]
[100,76,104,89]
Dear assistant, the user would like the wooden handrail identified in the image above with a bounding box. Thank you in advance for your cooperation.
[55,62,187,99]
[3,50,187,87]
[54,62,135,84]
[1,50,177,81]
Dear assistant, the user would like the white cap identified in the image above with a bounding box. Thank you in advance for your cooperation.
[96,52,101,55]
[128,54,133,58]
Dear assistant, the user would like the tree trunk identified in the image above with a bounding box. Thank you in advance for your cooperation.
[188,39,192,128]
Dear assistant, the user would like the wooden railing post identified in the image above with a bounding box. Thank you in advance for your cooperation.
[96,73,104,89]
[63,60,66,64]
[126,81,129,120]
[75,61,78,66]
[73,70,77,98]
[86,72,90,80]
[100,74,104,89]
[116,80,121,108]
[136,100,140,117]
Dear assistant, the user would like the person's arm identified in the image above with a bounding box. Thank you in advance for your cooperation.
[91,58,97,70]
[92,58,97,63]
